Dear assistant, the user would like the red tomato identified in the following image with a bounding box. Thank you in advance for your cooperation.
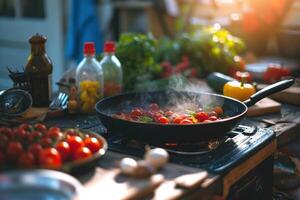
[16,128,27,139]
[158,116,169,124]
[39,147,61,168]
[65,129,77,136]
[41,137,53,147]
[0,127,12,135]
[67,136,84,152]
[28,143,43,158]
[172,116,184,124]
[47,129,63,139]
[195,112,209,122]
[165,110,174,116]
[48,126,61,133]
[19,123,32,131]
[0,135,8,149]
[131,109,143,117]
[7,141,23,161]
[208,111,218,117]
[34,123,47,132]
[56,141,71,161]
[73,147,92,161]
[179,119,193,124]
[18,152,35,168]
[149,103,159,111]
[208,116,218,121]
[84,137,102,153]
[28,131,42,142]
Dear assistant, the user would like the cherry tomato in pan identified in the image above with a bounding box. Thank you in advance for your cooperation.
[131,108,143,117]
[195,112,209,122]
[180,119,193,124]
[158,116,169,124]
[208,116,218,121]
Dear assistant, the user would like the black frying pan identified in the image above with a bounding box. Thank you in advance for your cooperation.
[95,79,294,143]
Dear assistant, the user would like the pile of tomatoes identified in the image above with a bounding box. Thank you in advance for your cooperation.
[113,103,224,124]
[0,123,104,169]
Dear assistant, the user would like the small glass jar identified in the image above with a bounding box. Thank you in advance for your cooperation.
[75,42,103,113]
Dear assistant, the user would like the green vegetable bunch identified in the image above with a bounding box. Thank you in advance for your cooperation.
[115,33,161,91]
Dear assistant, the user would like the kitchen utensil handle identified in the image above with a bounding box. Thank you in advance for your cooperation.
[244,79,295,107]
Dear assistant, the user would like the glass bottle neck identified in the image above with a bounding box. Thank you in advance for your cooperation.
[30,43,46,55]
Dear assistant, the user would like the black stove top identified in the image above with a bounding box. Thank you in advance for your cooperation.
[102,125,275,174]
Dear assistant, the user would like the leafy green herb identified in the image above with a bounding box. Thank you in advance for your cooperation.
[138,116,153,123]
[115,33,162,91]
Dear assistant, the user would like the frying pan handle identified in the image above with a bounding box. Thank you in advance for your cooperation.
[243,79,295,107]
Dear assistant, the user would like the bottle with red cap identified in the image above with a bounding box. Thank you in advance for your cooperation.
[75,42,103,113]
[99,41,122,97]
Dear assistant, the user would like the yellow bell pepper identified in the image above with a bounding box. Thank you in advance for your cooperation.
[223,81,256,101]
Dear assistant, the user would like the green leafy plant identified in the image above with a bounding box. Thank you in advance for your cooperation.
[112,26,245,91]
[115,33,161,90]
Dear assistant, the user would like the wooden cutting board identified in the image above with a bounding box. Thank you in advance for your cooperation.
[257,84,300,105]
[76,151,217,200]
[79,168,164,200]
[246,97,281,117]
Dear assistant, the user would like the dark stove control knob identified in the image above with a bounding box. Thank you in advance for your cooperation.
[242,126,257,136]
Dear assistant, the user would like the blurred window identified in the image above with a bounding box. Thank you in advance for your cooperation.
[0,0,15,17]
[22,0,45,18]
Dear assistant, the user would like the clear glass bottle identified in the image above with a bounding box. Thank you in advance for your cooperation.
[75,42,103,113]
[99,41,123,97]
[25,33,53,107]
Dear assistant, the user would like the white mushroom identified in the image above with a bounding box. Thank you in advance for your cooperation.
[119,157,138,175]
[144,148,169,169]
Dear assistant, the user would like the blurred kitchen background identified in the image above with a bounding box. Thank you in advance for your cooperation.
[0,0,299,91]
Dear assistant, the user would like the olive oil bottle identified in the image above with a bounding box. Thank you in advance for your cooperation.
[25,34,53,107]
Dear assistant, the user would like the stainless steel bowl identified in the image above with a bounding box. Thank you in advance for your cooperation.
[0,170,83,200]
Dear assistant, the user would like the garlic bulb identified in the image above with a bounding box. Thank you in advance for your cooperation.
[119,157,137,175]
[144,148,169,169]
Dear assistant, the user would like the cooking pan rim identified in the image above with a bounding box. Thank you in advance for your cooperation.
[95,90,248,126]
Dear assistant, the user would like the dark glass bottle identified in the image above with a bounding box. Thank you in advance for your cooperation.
[25,34,53,107]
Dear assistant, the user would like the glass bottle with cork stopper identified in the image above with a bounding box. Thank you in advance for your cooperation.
[76,42,103,113]
[25,33,53,107]
[99,41,123,97]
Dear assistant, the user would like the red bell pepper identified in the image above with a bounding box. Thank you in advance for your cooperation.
[263,64,291,83]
